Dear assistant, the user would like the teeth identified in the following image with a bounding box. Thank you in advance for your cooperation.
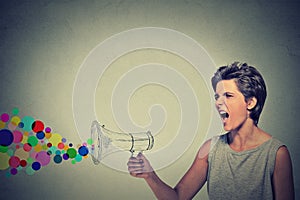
[219,111,229,118]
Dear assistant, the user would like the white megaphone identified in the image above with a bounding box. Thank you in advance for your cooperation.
[89,120,154,164]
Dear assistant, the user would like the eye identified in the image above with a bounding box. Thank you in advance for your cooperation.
[225,93,233,98]
[214,94,219,100]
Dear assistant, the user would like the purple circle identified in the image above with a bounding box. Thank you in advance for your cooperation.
[1,113,9,122]
[10,168,18,175]
[35,151,51,166]
[45,127,51,133]
[62,153,69,160]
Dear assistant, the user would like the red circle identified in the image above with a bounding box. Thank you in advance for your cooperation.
[57,142,64,149]
[9,156,20,168]
[23,143,32,152]
[32,120,45,133]
[20,160,27,167]
[47,143,52,148]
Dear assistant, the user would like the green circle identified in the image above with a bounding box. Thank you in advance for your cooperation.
[26,166,35,175]
[27,157,34,164]
[27,136,38,147]
[87,138,93,145]
[12,108,19,115]
[67,148,77,159]
[0,146,8,153]
[71,160,76,164]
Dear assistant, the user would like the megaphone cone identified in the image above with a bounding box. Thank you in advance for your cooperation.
[89,121,154,164]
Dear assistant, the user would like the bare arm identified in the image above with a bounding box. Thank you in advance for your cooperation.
[127,139,211,200]
[273,146,295,200]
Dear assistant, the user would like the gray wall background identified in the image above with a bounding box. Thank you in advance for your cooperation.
[0,0,299,199]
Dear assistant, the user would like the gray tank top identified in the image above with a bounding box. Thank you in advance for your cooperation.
[207,134,284,200]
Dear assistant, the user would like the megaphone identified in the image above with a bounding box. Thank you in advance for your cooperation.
[89,120,154,164]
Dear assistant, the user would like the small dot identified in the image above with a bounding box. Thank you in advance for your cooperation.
[62,138,67,143]
[18,122,24,128]
[47,143,52,148]
[69,143,73,147]
[45,127,51,133]
[10,168,18,175]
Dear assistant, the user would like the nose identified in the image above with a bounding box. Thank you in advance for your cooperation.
[215,96,224,107]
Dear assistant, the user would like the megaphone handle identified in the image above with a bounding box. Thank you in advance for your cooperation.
[130,150,143,158]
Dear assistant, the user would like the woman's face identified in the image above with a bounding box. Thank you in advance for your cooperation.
[214,79,249,131]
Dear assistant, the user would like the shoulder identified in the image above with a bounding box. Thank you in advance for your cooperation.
[197,134,225,160]
[275,145,292,166]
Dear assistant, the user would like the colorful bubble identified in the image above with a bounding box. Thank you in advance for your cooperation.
[36,131,45,140]
[48,133,62,146]
[23,143,32,152]
[10,168,18,175]
[67,148,77,159]
[0,109,90,177]
[27,136,38,147]
[78,146,89,156]
[21,116,35,132]
[32,120,44,133]
[20,160,27,167]
[12,108,19,115]
[35,151,51,166]
[31,162,41,171]
[11,116,21,126]
[0,129,14,146]
[9,156,20,168]
[0,152,10,170]
[45,127,51,133]
[0,113,9,122]
[53,155,62,164]
[13,130,23,143]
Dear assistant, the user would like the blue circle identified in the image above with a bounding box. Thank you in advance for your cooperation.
[18,122,24,128]
[0,129,14,146]
[53,155,62,164]
[78,146,89,156]
[32,162,41,171]
[36,131,45,140]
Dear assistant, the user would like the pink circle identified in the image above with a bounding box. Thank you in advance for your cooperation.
[13,130,23,143]
[35,151,51,166]
[57,142,64,149]
[45,127,51,133]
[9,156,20,168]
[23,143,32,152]
[1,113,9,122]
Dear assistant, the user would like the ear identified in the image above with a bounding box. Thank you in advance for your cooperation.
[247,97,257,110]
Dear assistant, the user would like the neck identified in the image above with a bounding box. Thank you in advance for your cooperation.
[228,119,261,149]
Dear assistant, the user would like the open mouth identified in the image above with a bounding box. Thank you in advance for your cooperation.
[219,111,229,119]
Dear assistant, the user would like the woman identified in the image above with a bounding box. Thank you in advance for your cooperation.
[127,62,294,200]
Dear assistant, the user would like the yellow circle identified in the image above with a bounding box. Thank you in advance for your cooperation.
[0,153,10,170]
